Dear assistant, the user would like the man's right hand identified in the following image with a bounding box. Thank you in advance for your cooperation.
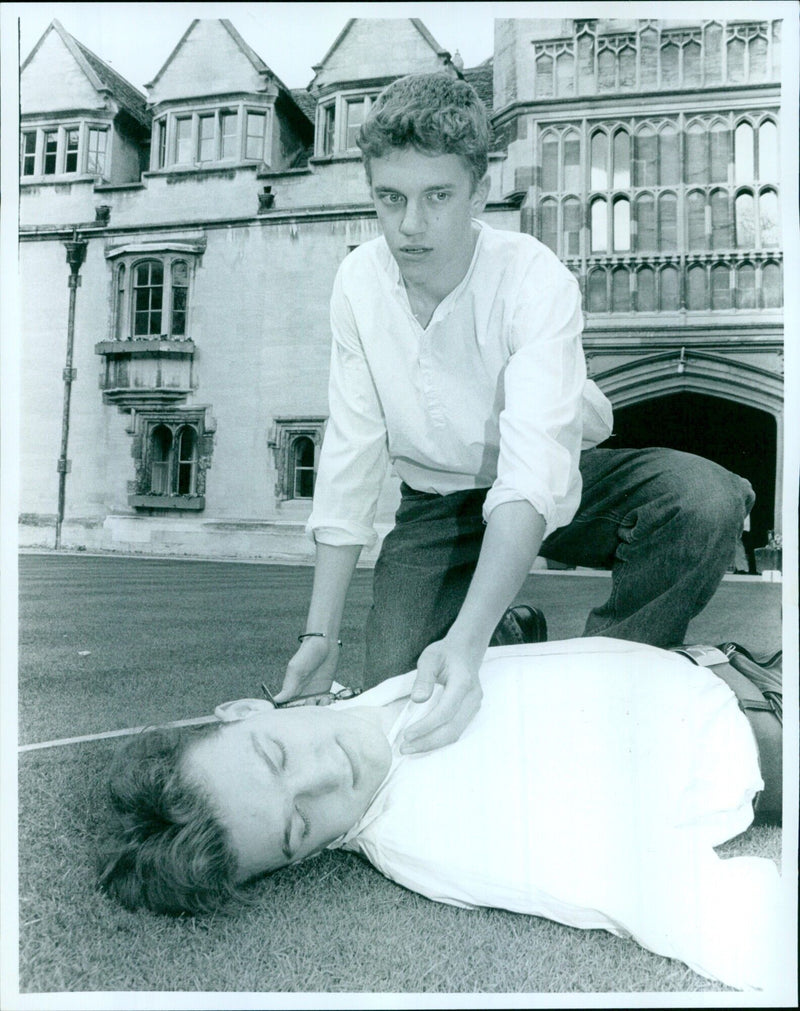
[273,635,341,703]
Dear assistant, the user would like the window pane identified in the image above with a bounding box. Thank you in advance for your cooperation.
[87,128,107,174]
[685,127,707,184]
[590,132,608,190]
[220,111,238,159]
[661,43,679,86]
[322,104,336,155]
[587,269,607,312]
[658,128,679,185]
[735,192,755,247]
[734,123,754,183]
[292,437,315,498]
[612,131,630,187]
[246,112,266,160]
[711,189,732,247]
[597,48,615,91]
[556,51,574,95]
[43,131,58,174]
[710,125,729,183]
[133,261,164,336]
[591,199,607,252]
[611,268,631,312]
[711,264,731,309]
[687,191,706,249]
[562,198,582,256]
[619,47,635,88]
[635,194,656,251]
[541,137,559,191]
[758,121,778,181]
[659,193,677,251]
[535,53,554,97]
[634,130,657,186]
[736,264,756,309]
[171,261,189,336]
[563,135,580,191]
[150,427,172,494]
[687,266,706,309]
[177,427,197,495]
[197,115,215,162]
[65,128,79,172]
[115,265,126,339]
[660,266,680,310]
[637,267,656,311]
[175,118,192,164]
[156,120,167,168]
[727,38,745,83]
[758,190,779,247]
[684,41,702,85]
[613,198,630,252]
[345,99,366,150]
[761,262,782,308]
[21,131,36,175]
[539,200,557,253]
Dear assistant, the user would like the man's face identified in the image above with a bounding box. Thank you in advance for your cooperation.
[184,703,392,881]
[368,147,489,288]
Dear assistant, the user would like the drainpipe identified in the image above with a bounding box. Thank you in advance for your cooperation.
[55,231,88,550]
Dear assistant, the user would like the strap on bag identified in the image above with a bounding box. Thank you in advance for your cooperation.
[672,643,782,825]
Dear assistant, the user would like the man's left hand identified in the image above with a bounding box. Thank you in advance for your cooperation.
[400,638,484,754]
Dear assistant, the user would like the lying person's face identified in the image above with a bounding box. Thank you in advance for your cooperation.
[183,702,392,881]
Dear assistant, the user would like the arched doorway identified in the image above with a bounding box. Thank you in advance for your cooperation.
[606,392,776,571]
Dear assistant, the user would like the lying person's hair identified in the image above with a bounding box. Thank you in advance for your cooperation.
[357,73,489,190]
[97,724,240,916]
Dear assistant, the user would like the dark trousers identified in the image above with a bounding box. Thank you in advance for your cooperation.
[363,447,755,687]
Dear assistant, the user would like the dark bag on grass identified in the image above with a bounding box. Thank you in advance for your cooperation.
[673,643,782,825]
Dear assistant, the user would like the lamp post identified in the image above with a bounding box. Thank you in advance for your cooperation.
[55,231,88,550]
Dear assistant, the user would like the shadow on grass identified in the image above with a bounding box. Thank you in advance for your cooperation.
[18,739,779,995]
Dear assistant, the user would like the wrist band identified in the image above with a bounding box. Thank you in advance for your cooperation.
[298,632,343,647]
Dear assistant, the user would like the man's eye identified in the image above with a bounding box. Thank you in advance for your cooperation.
[430,191,449,202]
[295,807,310,842]
[381,193,403,205]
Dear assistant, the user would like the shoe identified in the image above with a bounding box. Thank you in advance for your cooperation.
[490,605,547,646]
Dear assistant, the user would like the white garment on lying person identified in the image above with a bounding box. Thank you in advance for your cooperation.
[331,638,781,991]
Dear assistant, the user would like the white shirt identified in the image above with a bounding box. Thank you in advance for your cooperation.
[332,638,782,991]
[308,222,614,548]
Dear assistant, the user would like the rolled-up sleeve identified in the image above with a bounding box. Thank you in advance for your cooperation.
[306,268,391,548]
[482,267,590,539]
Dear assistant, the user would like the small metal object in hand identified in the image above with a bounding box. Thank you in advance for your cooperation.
[260,683,362,708]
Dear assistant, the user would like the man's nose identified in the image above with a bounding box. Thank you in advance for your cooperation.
[399,200,425,235]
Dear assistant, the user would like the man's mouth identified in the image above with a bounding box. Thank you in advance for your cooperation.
[399,246,432,255]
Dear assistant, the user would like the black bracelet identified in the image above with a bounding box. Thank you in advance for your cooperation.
[298,632,343,647]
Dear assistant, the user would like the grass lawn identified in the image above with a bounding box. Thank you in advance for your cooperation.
[14,554,786,996]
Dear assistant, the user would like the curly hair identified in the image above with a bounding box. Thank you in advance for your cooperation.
[357,73,489,190]
[97,723,242,916]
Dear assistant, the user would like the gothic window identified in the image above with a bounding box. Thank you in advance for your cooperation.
[658,192,678,251]
[613,197,631,252]
[587,268,607,312]
[759,189,779,247]
[711,189,732,247]
[661,41,679,87]
[687,264,706,309]
[687,190,707,250]
[711,264,731,310]
[736,263,756,309]
[634,126,658,187]
[635,193,656,252]
[761,261,782,308]
[734,122,754,183]
[541,134,559,191]
[636,266,656,311]
[735,191,756,247]
[660,265,681,311]
[536,53,554,97]
[758,120,778,181]
[619,46,636,89]
[591,131,608,190]
[540,199,557,253]
[612,130,630,187]
[685,123,707,185]
[658,126,680,186]
[108,246,201,342]
[591,198,607,253]
[270,418,326,501]
[684,40,702,85]
[563,132,581,191]
[611,266,631,312]
[562,198,582,256]
[709,122,730,183]
[556,50,575,96]
[597,48,615,91]
[130,412,211,510]
[727,35,745,84]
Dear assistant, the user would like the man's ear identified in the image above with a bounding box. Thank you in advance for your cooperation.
[471,174,491,213]
[214,698,274,722]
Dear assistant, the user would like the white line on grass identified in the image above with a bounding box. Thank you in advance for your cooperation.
[18,715,218,752]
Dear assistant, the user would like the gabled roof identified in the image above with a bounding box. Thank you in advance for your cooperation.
[21,20,150,128]
[309,17,456,86]
[146,18,292,97]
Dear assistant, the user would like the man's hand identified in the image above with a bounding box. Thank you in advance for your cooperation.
[274,636,340,704]
[400,637,484,754]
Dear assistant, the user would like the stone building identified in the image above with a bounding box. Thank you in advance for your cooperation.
[18,15,785,567]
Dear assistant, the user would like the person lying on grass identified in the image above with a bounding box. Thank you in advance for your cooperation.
[98,638,783,992]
